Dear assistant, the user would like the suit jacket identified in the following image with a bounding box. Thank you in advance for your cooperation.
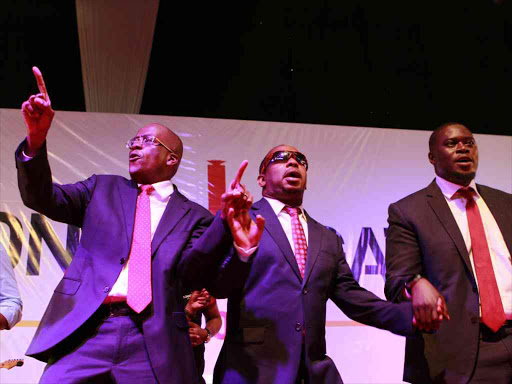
[385,180,512,384]
[208,198,414,384]
[15,141,233,384]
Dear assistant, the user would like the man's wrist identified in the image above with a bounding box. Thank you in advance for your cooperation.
[25,136,45,157]
[204,327,211,343]
[0,313,9,330]
[405,274,422,295]
[234,242,258,262]
[185,307,195,320]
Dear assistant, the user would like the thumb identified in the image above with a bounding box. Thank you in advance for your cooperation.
[255,215,265,235]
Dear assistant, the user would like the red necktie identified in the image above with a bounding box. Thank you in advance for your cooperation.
[127,185,154,313]
[455,187,506,332]
[283,206,307,278]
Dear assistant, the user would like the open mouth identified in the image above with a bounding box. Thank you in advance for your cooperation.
[284,170,301,179]
[455,156,472,164]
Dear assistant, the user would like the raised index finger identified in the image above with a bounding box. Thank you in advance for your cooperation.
[231,160,248,189]
[32,66,50,102]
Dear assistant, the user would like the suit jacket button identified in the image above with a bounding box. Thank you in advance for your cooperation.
[103,286,110,293]
[295,323,302,332]
[302,289,308,295]
[470,317,478,324]
[120,258,125,265]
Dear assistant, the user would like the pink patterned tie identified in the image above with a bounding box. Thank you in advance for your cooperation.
[283,206,307,278]
[127,185,154,313]
[454,187,506,332]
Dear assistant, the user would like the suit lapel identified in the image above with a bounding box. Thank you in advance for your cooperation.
[303,211,322,286]
[117,179,139,248]
[252,199,302,281]
[151,188,190,255]
[426,180,473,274]
[478,184,512,255]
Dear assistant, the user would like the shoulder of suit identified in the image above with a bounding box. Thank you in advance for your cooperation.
[302,211,338,236]
[390,184,432,207]
[185,199,213,216]
[93,174,127,181]
[93,174,130,185]
[170,190,213,217]
[477,183,512,199]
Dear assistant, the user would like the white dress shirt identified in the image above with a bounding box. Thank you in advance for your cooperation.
[0,244,23,329]
[107,180,174,301]
[436,176,512,319]
[236,197,308,263]
[264,197,308,250]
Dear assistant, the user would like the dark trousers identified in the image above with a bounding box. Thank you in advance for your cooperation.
[295,342,309,384]
[470,321,512,384]
[40,303,158,384]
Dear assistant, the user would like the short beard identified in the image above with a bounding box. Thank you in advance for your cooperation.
[453,171,476,186]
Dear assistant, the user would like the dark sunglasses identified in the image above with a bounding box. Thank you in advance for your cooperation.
[260,151,309,174]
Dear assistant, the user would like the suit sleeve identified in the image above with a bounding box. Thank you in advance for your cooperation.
[384,202,423,303]
[15,139,94,227]
[178,211,237,293]
[207,246,253,299]
[329,234,415,337]
[180,226,253,299]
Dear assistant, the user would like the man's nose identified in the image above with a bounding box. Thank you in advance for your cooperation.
[286,157,299,167]
[455,142,470,152]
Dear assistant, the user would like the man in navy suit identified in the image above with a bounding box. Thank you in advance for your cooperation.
[16,67,257,384]
[207,144,423,384]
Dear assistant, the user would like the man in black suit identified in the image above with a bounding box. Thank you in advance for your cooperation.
[385,122,512,383]
[207,144,420,384]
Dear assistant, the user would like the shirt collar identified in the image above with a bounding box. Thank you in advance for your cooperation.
[435,176,479,200]
[263,197,306,220]
[138,180,174,201]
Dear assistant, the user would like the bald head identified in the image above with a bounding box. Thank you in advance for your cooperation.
[151,123,184,162]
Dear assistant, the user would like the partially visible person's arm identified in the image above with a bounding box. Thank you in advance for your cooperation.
[203,297,222,339]
[187,292,222,347]
[0,246,22,330]
[385,202,449,331]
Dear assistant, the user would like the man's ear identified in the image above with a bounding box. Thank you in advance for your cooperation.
[257,174,266,188]
[167,154,179,166]
[428,152,435,165]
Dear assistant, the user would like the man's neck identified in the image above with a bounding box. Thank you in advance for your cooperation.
[262,193,302,207]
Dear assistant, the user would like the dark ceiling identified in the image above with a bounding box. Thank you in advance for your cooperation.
[2,1,510,135]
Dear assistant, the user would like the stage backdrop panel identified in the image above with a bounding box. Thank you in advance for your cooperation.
[1,108,511,383]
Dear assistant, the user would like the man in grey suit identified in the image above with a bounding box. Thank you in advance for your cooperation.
[385,122,512,383]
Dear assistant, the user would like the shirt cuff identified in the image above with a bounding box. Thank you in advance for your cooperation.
[20,150,34,161]
[233,242,258,262]
[0,304,23,330]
